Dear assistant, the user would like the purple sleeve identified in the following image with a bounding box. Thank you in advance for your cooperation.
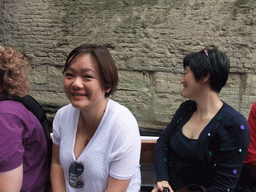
[0,114,24,172]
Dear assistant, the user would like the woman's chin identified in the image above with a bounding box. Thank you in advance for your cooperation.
[181,92,188,98]
[69,99,88,109]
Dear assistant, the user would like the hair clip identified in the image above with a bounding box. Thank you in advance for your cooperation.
[202,49,208,57]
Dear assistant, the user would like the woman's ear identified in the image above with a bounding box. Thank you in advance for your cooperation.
[105,88,111,94]
[202,73,210,83]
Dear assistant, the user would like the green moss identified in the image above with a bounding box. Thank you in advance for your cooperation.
[133,0,158,6]
[234,0,250,7]
[120,77,149,90]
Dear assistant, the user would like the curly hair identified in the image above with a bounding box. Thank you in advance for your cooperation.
[0,46,30,97]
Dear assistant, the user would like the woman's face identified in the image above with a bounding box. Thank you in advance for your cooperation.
[180,66,205,99]
[63,54,110,110]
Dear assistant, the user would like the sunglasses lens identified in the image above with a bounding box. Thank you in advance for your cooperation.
[69,162,84,176]
[69,177,84,188]
[69,176,78,187]
[76,163,84,175]
[76,181,84,188]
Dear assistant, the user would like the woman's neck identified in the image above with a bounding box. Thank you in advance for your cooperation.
[194,90,223,119]
[79,98,108,134]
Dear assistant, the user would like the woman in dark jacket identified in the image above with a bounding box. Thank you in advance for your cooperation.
[152,48,250,192]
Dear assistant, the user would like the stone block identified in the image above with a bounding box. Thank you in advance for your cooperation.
[46,66,64,92]
[31,90,69,106]
[245,74,256,95]
[30,65,47,84]
[152,93,185,124]
[118,70,150,92]
[111,90,153,125]
[153,72,183,93]
[220,74,241,95]
[240,95,256,119]
[241,95,256,110]
[220,94,240,112]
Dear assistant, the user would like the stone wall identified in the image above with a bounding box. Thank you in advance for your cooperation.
[0,0,255,132]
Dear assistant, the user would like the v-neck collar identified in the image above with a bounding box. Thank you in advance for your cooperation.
[72,99,111,161]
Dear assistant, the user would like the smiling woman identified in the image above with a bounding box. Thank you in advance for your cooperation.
[63,45,118,97]
[152,48,250,192]
[50,44,141,192]
[63,53,108,111]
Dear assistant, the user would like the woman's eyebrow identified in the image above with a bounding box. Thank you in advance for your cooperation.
[66,67,95,73]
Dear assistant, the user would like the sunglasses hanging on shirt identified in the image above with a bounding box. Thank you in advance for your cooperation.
[69,162,84,189]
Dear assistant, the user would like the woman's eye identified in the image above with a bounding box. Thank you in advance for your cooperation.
[64,73,73,77]
[84,75,92,79]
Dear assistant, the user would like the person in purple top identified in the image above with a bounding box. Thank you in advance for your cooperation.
[0,46,48,191]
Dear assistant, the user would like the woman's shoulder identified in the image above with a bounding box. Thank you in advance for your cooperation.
[107,99,138,126]
[176,100,197,114]
[221,102,247,123]
[106,100,140,141]
[108,99,135,117]
[180,99,196,108]
[0,99,29,117]
[214,102,249,138]
[0,99,42,132]
[53,103,79,123]
[211,102,250,149]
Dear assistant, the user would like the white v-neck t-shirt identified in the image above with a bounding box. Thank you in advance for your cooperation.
[52,99,141,192]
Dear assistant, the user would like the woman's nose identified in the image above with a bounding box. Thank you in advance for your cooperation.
[180,77,184,84]
[72,77,83,89]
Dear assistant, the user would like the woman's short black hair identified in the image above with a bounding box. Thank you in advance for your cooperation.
[63,44,118,97]
[183,47,230,93]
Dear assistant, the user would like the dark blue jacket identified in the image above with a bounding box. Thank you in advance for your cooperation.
[154,100,250,192]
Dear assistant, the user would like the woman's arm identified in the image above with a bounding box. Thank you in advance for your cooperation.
[105,176,131,192]
[154,101,193,183]
[50,144,66,192]
[0,164,23,192]
[206,115,250,191]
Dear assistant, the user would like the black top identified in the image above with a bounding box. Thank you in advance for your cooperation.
[154,100,250,192]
